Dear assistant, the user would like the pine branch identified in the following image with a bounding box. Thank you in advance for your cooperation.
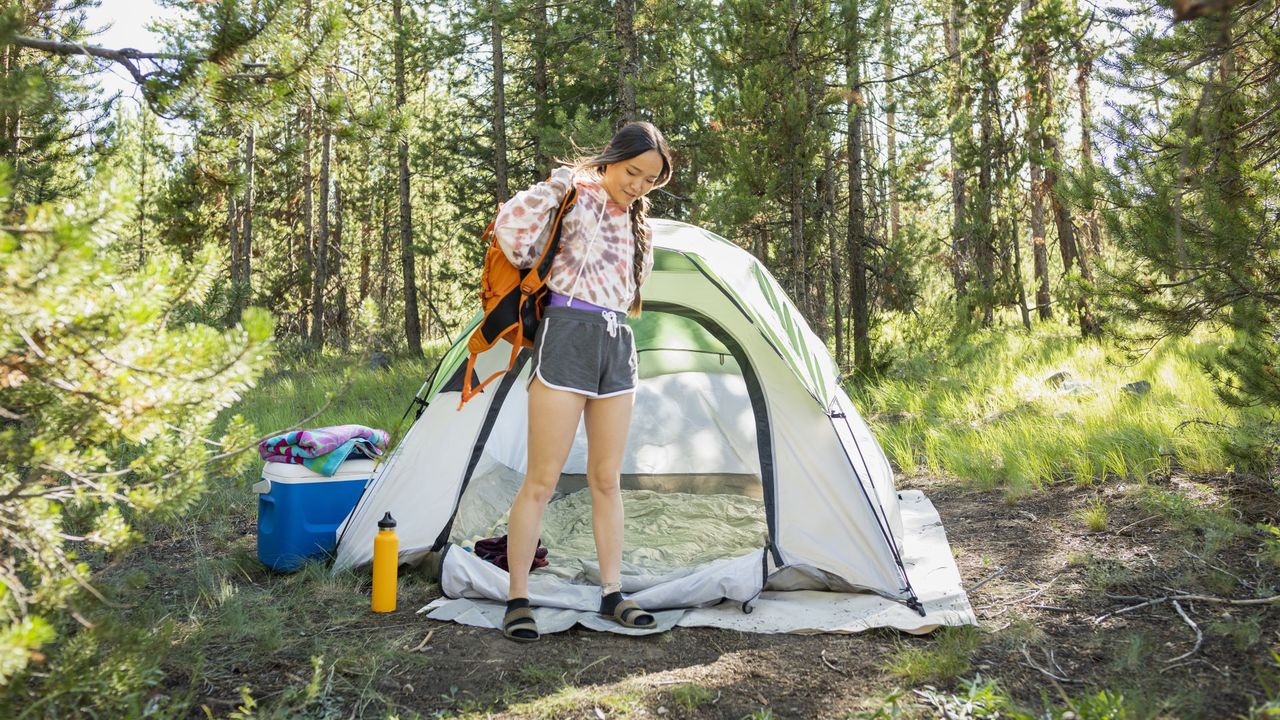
[9,35,183,86]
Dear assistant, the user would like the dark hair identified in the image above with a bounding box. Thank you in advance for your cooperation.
[569,122,672,316]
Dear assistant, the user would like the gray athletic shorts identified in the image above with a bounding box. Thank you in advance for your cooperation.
[529,305,638,398]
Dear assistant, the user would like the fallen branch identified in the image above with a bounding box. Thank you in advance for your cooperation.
[408,629,434,653]
[1012,574,1062,605]
[820,649,846,675]
[966,566,1007,595]
[1179,547,1258,591]
[1167,600,1203,663]
[1160,657,1229,677]
[1113,514,1160,535]
[1094,591,1280,625]
[1020,644,1078,684]
[976,573,1062,611]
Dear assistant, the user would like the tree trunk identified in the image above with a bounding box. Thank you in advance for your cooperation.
[491,0,509,204]
[814,165,828,341]
[976,41,996,325]
[379,175,391,318]
[826,149,843,363]
[241,122,255,297]
[533,0,550,176]
[228,194,240,288]
[1076,47,1101,255]
[335,154,348,351]
[787,1,807,320]
[1011,202,1033,331]
[311,118,331,349]
[1022,0,1052,320]
[395,0,422,355]
[137,111,148,268]
[301,101,315,339]
[360,147,372,304]
[1002,114,1032,331]
[883,2,899,250]
[753,220,767,268]
[0,46,10,161]
[846,7,870,377]
[943,2,969,305]
[1042,86,1099,337]
[614,0,638,128]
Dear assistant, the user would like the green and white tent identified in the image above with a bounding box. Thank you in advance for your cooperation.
[334,219,943,625]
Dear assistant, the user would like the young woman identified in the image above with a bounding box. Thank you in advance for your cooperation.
[492,121,673,642]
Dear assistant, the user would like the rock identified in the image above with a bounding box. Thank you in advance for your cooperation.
[1122,380,1151,396]
[368,351,391,372]
[1045,370,1072,388]
[1059,380,1096,396]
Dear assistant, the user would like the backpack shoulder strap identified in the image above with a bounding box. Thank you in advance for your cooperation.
[457,185,579,410]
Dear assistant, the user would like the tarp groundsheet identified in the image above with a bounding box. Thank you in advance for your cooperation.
[423,491,975,635]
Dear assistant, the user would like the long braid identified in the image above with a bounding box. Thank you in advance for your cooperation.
[628,196,651,317]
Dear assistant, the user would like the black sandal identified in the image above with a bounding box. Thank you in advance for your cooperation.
[503,601,540,642]
[603,597,655,628]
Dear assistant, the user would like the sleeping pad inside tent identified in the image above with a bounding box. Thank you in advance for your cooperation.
[451,308,768,586]
[333,219,977,635]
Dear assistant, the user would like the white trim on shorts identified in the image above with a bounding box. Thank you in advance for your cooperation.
[530,318,637,399]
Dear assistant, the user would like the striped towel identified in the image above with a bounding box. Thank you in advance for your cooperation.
[258,424,390,476]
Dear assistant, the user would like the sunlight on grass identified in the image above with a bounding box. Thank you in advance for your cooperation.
[855,321,1259,489]
[670,683,715,711]
[214,349,446,488]
[886,626,980,686]
[499,683,644,720]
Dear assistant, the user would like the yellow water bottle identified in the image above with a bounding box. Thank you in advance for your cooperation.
[371,512,398,613]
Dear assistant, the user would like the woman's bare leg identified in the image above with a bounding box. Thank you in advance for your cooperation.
[582,392,635,589]
[507,377,586,600]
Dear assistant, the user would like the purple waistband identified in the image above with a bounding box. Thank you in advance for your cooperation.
[547,291,614,313]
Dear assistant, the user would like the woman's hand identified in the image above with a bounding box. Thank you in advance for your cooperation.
[548,166,576,195]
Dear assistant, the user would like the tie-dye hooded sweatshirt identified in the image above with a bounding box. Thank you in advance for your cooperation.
[493,166,653,313]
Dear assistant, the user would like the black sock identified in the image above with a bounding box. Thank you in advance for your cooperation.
[599,591,623,615]
[507,597,531,612]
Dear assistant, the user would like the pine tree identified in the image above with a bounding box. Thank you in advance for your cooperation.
[1102,2,1280,407]
[0,1,105,212]
[0,163,272,684]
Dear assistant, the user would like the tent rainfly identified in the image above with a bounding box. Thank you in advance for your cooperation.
[334,219,926,617]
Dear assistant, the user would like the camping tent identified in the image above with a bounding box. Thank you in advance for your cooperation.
[333,219,926,617]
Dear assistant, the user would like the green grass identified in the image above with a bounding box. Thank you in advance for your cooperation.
[8,333,1273,718]
[498,684,645,719]
[219,344,450,459]
[854,322,1265,492]
[1134,484,1252,555]
[1077,498,1109,532]
[886,626,981,686]
[1,350,450,719]
[669,682,715,711]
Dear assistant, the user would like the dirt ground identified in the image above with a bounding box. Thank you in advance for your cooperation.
[149,472,1279,719]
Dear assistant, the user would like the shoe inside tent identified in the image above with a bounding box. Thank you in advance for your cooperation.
[334,220,976,635]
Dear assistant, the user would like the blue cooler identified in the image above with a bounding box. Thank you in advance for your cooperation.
[253,459,376,571]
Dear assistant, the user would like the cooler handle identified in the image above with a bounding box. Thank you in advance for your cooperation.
[252,478,271,495]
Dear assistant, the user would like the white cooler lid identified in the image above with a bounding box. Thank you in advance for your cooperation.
[260,459,379,484]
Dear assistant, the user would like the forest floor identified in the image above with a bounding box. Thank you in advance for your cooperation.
[103,467,1280,719]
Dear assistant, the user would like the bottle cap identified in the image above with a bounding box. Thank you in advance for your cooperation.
[378,512,397,529]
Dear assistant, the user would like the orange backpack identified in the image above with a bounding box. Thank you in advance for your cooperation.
[457,185,579,408]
